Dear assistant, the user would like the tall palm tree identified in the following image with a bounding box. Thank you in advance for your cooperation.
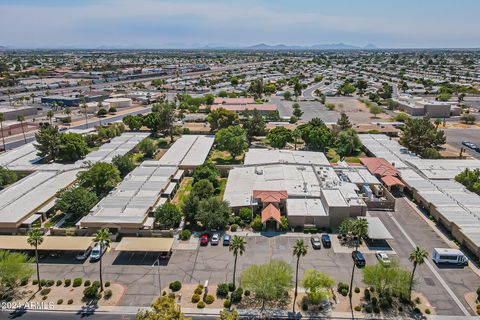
[0,112,6,152]
[93,228,111,292]
[408,247,428,300]
[17,115,27,144]
[348,219,369,313]
[228,235,246,288]
[292,239,308,313]
[27,228,44,291]
[46,110,54,125]
[80,96,88,128]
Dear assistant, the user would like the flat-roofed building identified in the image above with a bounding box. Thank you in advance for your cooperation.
[158,135,214,169]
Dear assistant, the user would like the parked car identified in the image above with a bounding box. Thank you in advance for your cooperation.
[211,233,220,245]
[375,251,391,266]
[223,234,231,246]
[199,234,209,246]
[352,250,366,267]
[76,246,92,261]
[89,242,106,261]
[310,236,321,249]
[321,234,331,248]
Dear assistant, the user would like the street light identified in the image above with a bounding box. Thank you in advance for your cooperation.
[152,258,161,296]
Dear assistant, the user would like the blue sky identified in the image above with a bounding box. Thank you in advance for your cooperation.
[0,0,479,48]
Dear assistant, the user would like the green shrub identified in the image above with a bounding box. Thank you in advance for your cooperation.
[231,289,243,303]
[340,288,348,296]
[57,299,63,305]
[56,280,62,286]
[477,287,480,296]
[84,280,91,287]
[414,307,421,314]
[364,288,371,301]
[20,277,29,286]
[42,296,47,300]
[354,305,361,312]
[168,292,175,299]
[228,283,236,292]
[398,306,403,312]
[105,281,111,287]
[371,297,378,306]
[302,300,308,311]
[183,128,190,134]
[32,279,38,285]
[92,280,100,287]
[73,278,82,287]
[83,285,100,299]
[191,294,200,303]
[337,282,349,293]
[415,297,421,305]
[64,279,71,287]
[46,280,55,287]
[425,308,431,314]
[194,287,203,295]
[365,306,372,313]
[169,281,182,292]
[373,306,380,313]
[104,290,113,299]
[67,299,73,305]
[244,290,250,296]
[354,287,360,293]
[40,288,51,296]
[230,224,238,232]
[40,279,47,287]
[217,283,229,297]
[180,229,191,241]
[197,301,205,309]
[205,295,215,304]
[223,300,231,308]
[369,286,375,293]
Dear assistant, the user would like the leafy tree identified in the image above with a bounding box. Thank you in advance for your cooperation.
[239,207,253,224]
[293,81,302,98]
[207,108,239,131]
[355,80,368,93]
[460,113,476,124]
[335,129,362,157]
[339,82,356,95]
[112,154,136,178]
[191,179,215,199]
[27,229,43,290]
[215,125,248,159]
[138,138,157,158]
[283,91,292,100]
[153,101,177,142]
[97,108,108,117]
[436,93,451,101]
[293,240,308,313]
[241,260,293,309]
[302,269,335,304]
[155,203,182,229]
[136,296,190,320]
[58,133,88,162]
[55,187,98,218]
[297,118,332,151]
[267,126,293,149]
[455,168,480,194]
[408,247,428,300]
[292,104,303,118]
[400,117,446,156]
[362,260,411,299]
[0,166,17,189]
[392,112,410,123]
[182,195,200,223]
[122,114,143,131]
[77,162,121,196]
[249,79,264,98]
[205,94,214,106]
[229,236,246,288]
[93,228,111,291]
[369,104,384,118]
[0,250,33,297]
[336,112,352,130]
[196,197,231,230]
[242,109,266,140]
[34,124,61,162]
[193,162,219,189]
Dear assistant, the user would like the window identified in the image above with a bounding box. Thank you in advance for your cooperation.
[439,255,458,260]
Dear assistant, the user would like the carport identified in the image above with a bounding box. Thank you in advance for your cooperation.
[359,217,394,249]
[113,237,174,265]
[0,235,94,251]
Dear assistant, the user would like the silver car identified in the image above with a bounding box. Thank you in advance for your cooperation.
[211,233,220,245]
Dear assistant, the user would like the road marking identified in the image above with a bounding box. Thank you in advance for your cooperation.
[390,215,471,316]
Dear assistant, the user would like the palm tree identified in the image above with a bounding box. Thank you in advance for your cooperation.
[80,96,88,128]
[46,110,54,125]
[434,118,442,129]
[27,228,44,291]
[17,115,27,144]
[228,235,246,288]
[93,228,111,292]
[292,239,308,313]
[0,112,6,152]
[408,247,428,300]
[348,219,369,314]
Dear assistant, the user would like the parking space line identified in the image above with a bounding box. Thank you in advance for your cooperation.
[390,214,470,316]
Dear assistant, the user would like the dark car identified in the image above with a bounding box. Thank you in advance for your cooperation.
[321,234,331,248]
[352,250,366,267]
[223,234,231,246]
[200,234,209,246]
[310,236,321,249]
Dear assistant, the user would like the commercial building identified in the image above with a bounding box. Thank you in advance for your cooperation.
[0,106,38,121]
[223,149,383,230]
[104,97,133,109]
[390,95,460,118]
[359,134,480,259]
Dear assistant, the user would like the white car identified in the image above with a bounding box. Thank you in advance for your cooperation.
[89,242,106,261]
[375,251,391,266]
[76,246,92,261]
[210,233,220,245]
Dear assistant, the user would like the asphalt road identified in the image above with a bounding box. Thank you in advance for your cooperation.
[444,128,480,159]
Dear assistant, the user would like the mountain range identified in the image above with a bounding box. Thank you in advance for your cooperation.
[245,43,378,50]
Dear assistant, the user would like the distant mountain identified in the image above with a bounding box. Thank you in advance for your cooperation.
[244,43,379,50]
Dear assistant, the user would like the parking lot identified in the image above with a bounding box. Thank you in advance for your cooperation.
[445,127,480,159]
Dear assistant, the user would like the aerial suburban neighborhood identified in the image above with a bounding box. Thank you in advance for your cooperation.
[0,1,480,320]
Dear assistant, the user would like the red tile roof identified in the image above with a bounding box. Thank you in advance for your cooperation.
[360,158,399,177]
[213,97,255,105]
[381,175,405,187]
[261,203,281,223]
[253,190,288,203]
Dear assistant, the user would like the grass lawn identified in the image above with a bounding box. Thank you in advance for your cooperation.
[172,177,193,206]
[209,150,244,165]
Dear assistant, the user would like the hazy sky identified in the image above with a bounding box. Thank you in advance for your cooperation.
[0,0,479,48]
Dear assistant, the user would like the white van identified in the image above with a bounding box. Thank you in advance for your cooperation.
[432,248,468,266]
